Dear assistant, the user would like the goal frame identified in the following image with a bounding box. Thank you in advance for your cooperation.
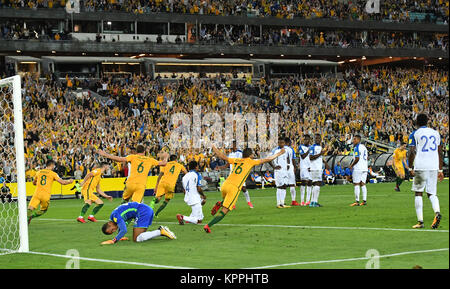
[0,75,29,253]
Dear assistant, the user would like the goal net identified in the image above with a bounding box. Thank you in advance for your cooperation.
[0,75,29,254]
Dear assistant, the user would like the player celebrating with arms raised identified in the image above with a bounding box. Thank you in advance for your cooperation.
[204,145,286,233]
[408,113,444,229]
[97,144,168,203]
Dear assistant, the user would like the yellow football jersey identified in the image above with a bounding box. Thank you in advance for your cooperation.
[224,158,262,190]
[34,169,59,195]
[125,154,159,185]
[160,161,186,186]
[82,168,102,193]
[393,148,407,167]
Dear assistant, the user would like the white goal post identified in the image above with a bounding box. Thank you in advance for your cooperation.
[0,75,29,253]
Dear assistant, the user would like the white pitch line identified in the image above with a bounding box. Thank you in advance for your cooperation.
[244,248,450,269]
[37,218,449,233]
[24,251,195,269]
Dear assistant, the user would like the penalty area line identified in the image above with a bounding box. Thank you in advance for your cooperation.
[23,250,195,269]
[243,248,450,269]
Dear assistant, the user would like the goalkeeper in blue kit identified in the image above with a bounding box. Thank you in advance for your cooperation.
[101,202,176,244]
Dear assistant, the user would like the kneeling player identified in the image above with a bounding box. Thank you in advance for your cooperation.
[204,145,285,233]
[101,202,176,244]
[177,160,207,225]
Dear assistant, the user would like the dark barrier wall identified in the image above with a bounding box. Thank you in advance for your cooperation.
[0,8,448,33]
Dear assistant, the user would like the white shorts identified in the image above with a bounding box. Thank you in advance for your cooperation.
[274,169,289,187]
[300,168,311,181]
[310,170,322,182]
[411,170,438,195]
[287,167,296,185]
[352,170,368,184]
[188,202,204,222]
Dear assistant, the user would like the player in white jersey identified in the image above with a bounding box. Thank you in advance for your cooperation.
[349,135,369,206]
[308,134,327,207]
[285,137,300,206]
[408,113,444,229]
[271,137,290,208]
[228,141,254,209]
[177,161,207,225]
[298,134,313,206]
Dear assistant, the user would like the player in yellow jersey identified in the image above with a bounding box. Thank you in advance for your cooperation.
[392,142,410,192]
[76,162,113,223]
[149,154,188,217]
[97,144,168,203]
[27,160,74,224]
[204,145,285,233]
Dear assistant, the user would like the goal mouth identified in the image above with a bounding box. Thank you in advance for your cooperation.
[0,75,29,253]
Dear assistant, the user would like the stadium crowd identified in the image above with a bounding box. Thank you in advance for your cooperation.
[1,19,447,52]
[1,65,447,182]
[0,0,448,23]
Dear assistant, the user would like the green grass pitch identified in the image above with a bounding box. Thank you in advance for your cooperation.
[1,180,448,269]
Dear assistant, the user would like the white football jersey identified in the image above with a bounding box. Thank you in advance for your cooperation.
[309,144,323,171]
[271,146,288,171]
[353,143,368,171]
[409,126,441,170]
[182,171,202,206]
[298,144,311,169]
[284,145,295,169]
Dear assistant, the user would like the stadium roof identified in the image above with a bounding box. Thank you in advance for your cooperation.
[5,56,42,62]
[252,59,339,66]
[144,57,256,64]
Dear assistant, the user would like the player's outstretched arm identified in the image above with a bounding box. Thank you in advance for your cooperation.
[153,171,164,195]
[212,144,229,163]
[260,148,286,164]
[57,178,74,185]
[97,149,127,163]
[157,151,169,166]
[438,144,444,181]
[79,172,93,187]
[97,184,113,201]
[407,146,416,176]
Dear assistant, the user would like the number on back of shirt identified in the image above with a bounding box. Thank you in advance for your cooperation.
[420,135,437,152]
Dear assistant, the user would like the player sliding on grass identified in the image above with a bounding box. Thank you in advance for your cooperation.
[76,162,113,223]
[204,145,285,233]
[97,145,168,203]
[149,154,187,217]
[101,202,176,244]
[28,160,74,224]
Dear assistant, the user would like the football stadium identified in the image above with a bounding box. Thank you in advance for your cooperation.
[0,0,448,276]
